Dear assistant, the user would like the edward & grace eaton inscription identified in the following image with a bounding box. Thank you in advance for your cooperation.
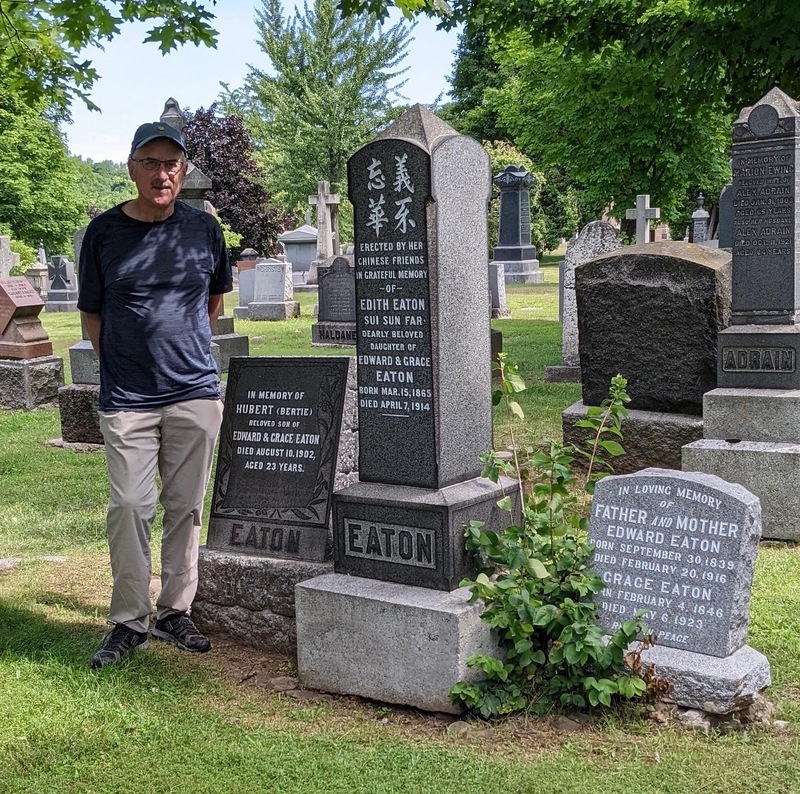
[588,469,761,658]
[348,138,437,488]
[207,356,350,561]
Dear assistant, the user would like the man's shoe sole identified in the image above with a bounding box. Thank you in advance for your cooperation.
[151,627,210,653]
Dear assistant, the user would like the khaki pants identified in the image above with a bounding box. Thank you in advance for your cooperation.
[99,399,224,633]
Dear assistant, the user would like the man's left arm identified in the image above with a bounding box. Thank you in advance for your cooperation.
[208,293,224,327]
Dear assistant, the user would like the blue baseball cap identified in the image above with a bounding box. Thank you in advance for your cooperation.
[130,122,187,156]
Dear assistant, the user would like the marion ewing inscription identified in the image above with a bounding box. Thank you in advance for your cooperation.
[588,468,761,658]
[207,357,351,561]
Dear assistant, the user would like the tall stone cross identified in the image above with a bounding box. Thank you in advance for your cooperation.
[625,194,661,245]
[309,181,341,259]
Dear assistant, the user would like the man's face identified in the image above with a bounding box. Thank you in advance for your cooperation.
[127,138,187,212]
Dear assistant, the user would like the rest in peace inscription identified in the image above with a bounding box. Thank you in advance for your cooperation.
[348,138,436,487]
[207,357,350,561]
[589,471,758,657]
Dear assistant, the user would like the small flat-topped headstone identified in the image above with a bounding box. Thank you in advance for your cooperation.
[589,468,760,657]
[312,255,356,346]
[207,357,352,561]
[625,194,661,245]
[248,259,300,320]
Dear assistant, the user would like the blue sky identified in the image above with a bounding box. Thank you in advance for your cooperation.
[64,1,460,162]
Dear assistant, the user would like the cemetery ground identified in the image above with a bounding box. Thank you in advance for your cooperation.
[2,259,800,793]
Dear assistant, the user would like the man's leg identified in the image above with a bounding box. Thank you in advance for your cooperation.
[92,409,162,668]
[155,398,223,622]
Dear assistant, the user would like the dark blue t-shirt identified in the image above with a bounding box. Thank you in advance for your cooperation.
[78,202,232,411]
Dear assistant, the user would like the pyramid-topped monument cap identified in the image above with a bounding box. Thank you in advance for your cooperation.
[130,122,187,156]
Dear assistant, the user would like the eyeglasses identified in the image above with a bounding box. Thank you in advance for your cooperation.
[130,158,186,174]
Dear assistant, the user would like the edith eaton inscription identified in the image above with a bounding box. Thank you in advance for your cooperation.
[589,471,758,657]
[207,357,350,562]
[349,137,438,487]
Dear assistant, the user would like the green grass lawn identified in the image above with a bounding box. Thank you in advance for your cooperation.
[3,265,800,793]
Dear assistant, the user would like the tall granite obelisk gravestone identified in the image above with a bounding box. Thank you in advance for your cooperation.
[684,87,800,540]
[490,165,543,284]
[295,106,515,713]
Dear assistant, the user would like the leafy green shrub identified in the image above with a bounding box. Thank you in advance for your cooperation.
[450,356,648,718]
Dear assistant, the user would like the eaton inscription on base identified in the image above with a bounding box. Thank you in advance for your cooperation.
[588,469,761,657]
[343,519,436,568]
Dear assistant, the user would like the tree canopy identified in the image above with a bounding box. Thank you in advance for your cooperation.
[226,0,411,219]
[183,105,293,256]
[0,0,218,112]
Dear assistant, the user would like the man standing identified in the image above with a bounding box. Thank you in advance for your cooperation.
[78,121,232,669]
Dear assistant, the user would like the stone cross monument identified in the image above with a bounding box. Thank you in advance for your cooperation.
[625,194,661,244]
[308,181,341,259]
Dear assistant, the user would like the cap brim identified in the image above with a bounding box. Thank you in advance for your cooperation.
[132,134,187,154]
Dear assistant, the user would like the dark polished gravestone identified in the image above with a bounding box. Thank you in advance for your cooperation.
[206,356,352,562]
[312,254,356,347]
[589,469,770,713]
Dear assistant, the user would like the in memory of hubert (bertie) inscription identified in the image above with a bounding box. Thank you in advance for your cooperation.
[207,356,351,561]
[348,137,436,488]
[589,468,761,658]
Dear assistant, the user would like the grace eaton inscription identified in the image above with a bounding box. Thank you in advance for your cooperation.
[588,469,761,658]
[348,138,437,487]
[207,357,351,561]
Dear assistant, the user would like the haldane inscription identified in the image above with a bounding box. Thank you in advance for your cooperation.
[589,469,761,657]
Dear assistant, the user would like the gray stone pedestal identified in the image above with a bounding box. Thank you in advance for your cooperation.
[247,301,300,321]
[639,643,770,714]
[211,315,249,372]
[45,290,78,312]
[333,476,516,591]
[488,261,511,318]
[68,340,100,385]
[192,548,332,654]
[58,384,102,444]
[544,365,581,383]
[563,400,703,473]
[498,258,543,284]
[0,355,63,409]
[682,387,800,540]
[295,573,499,714]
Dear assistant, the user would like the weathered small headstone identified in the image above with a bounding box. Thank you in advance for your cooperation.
[490,165,543,284]
[206,356,354,561]
[25,243,48,298]
[718,184,733,249]
[45,256,78,312]
[625,194,661,245]
[72,226,87,267]
[312,254,356,346]
[545,220,621,382]
[691,193,710,244]
[248,259,300,320]
[0,236,12,279]
[589,468,770,713]
[211,314,249,373]
[0,277,63,408]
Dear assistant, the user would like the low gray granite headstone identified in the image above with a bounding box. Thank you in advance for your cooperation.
[589,468,761,657]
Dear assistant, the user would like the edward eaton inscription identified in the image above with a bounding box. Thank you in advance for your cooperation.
[589,470,761,657]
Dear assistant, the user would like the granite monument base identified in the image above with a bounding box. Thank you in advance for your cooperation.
[499,259,544,284]
[639,643,770,714]
[247,301,300,321]
[682,439,800,540]
[0,355,63,409]
[563,400,703,473]
[717,324,800,389]
[333,476,517,590]
[192,548,332,655]
[544,364,581,383]
[701,387,800,442]
[295,573,499,714]
[312,321,356,347]
[68,340,99,385]
[44,301,79,312]
[58,384,102,444]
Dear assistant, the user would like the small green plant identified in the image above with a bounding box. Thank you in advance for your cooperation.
[450,354,648,718]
